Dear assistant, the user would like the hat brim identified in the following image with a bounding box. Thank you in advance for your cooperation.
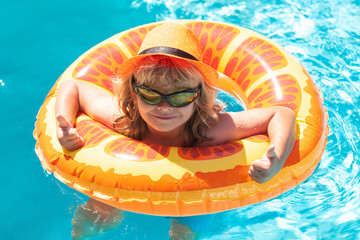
[117,53,219,85]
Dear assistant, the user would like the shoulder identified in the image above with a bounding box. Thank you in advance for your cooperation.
[199,107,293,146]
[197,112,241,146]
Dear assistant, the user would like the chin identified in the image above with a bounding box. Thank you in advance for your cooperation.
[151,124,182,133]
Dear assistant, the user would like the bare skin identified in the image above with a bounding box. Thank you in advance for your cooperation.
[71,198,125,240]
[55,79,296,239]
[56,79,296,183]
[169,219,196,240]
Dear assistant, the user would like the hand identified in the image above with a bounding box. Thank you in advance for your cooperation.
[56,113,84,151]
[248,145,283,184]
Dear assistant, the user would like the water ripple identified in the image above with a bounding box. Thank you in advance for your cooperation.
[129,0,360,238]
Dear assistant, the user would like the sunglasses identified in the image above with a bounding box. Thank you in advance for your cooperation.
[132,76,201,108]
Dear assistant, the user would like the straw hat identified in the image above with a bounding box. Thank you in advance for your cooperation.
[117,22,218,85]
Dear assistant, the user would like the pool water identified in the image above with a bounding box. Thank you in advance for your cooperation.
[1,0,359,239]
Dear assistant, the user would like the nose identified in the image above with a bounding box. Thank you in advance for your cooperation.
[156,98,173,110]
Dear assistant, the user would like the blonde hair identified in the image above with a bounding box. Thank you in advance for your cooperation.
[113,56,221,147]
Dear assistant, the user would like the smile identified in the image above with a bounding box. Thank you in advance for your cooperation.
[151,114,177,120]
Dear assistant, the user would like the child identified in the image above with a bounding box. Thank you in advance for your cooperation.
[56,23,296,239]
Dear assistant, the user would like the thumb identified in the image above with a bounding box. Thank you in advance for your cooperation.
[56,113,72,129]
[266,145,276,159]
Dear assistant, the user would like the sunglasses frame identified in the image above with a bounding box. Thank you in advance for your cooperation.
[132,76,201,108]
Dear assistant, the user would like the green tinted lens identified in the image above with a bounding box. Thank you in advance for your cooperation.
[169,92,198,107]
[136,88,161,104]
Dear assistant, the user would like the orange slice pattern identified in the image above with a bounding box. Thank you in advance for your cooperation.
[73,43,127,92]
[224,37,288,92]
[119,24,161,56]
[245,134,269,143]
[105,138,171,161]
[76,117,114,148]
[178,142,243,160]
[185,22,240,70]
[247,74,302,113]
[34,21,328,216]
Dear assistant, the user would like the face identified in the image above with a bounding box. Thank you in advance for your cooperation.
[135,83,196,135]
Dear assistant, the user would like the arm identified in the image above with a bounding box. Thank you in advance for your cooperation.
[205,106,296,183]
[55,80,120,151]
[246,107,296,183]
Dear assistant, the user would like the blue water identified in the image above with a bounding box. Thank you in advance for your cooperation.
[1,0,359,239]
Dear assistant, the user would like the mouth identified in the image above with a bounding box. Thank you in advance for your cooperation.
[151,114,177,120]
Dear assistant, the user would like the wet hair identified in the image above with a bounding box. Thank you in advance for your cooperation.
[113,55,222,147]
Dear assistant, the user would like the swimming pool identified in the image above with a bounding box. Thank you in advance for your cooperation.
[1,0,359,239]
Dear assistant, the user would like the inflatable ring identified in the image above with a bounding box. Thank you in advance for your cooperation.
[34,20,329,216]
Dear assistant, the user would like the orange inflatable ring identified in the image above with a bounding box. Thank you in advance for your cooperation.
[34,20,329,217]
